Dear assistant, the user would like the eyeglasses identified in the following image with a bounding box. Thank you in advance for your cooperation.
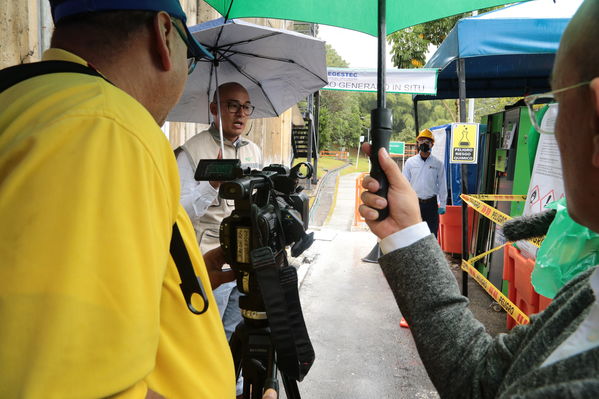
[524,81,590,134]
[226,101,255,116]
[171,18,199,75]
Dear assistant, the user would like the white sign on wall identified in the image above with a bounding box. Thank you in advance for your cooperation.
[431,127,447,166]
[323,67,438,95]
[519,104,565,259]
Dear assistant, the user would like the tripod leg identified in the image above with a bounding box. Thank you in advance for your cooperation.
[229,322,244,381]
[280,372,301,399]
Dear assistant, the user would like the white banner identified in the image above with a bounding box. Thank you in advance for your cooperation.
[519,104,564,259]
[431,127,447,166]
[323,67,438,95]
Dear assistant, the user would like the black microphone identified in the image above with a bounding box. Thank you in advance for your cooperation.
[502,209,557,242]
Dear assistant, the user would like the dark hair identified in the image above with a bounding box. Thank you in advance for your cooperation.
[51,10,155,54]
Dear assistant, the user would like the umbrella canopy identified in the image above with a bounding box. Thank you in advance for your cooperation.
[203,0,526,224]
[168,18,328,124]
[414,0,582,101]
[203,0,529,37]
[201,0,531,126]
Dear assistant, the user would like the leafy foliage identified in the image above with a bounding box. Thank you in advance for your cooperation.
[388,8,499,70]
[317,43,517,150]
[318,45,363,150]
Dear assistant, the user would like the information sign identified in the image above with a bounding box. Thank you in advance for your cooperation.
[389,141,405,156]
[450,123,479,164]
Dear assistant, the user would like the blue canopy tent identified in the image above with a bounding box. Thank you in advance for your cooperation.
[411,0,581,294]
[411,0,582,202]
[413,0,582,107]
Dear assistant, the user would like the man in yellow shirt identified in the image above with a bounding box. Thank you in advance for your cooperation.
[0,1,259,398]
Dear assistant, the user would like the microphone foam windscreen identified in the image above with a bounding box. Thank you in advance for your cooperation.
[502,209,557,242]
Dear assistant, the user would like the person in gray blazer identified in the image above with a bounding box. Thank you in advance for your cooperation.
[358,1,599,397]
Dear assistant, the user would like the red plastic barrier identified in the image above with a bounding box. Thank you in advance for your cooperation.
[538,294,553,312]
[502,244,553,329]
[438,205,475,254]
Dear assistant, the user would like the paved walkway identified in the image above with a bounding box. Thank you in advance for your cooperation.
[290,173,438,399]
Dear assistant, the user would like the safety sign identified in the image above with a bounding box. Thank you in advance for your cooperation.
[389,141,405,156]
[450,123,479,164]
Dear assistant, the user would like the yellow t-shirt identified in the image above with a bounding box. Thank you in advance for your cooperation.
[0,49,234,398]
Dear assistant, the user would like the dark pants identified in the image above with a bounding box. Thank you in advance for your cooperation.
[419,197,439,238]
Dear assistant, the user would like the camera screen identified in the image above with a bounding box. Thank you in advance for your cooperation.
[194,159,241,181]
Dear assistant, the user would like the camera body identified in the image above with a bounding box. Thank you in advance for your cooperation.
[195,159,314,291]
[196,159,315,382]
[219,164,313,270]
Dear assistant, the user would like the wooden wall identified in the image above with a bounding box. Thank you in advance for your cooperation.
[1,0,294,166]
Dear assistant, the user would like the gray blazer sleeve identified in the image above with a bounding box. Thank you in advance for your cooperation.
[379,235,531,399]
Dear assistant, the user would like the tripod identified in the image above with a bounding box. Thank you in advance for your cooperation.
[230,318,301,399]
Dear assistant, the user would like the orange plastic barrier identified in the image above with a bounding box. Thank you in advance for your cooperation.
[538,294,553,312]
[319,150,349,160]
[438,205,475,254]
[503,244,552,329]
[353,172,368,226]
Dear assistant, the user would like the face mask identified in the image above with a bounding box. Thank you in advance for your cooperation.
[419,143,431,153]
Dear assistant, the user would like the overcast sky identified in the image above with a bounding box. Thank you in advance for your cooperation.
[317,24,395,69]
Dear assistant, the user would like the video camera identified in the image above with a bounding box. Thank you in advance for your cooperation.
[195,159,315,390]
[196,159,315,269]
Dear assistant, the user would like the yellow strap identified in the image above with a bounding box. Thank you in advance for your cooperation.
[461,259,530,325]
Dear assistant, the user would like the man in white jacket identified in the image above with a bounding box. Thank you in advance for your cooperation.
[177,82,262,397]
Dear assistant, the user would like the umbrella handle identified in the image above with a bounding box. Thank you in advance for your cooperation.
[369,108,392,221]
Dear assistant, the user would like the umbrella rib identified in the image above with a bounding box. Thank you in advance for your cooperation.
[212,32,283,48]
[201,32,284,62]
[216,49,328,85]
[225,57,279,116]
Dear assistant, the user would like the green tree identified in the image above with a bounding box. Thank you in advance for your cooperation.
[325,43,349,68]
[317,47,457,150]
[473,97,521,123]
[388,8,500,69]
[318,45,363,151]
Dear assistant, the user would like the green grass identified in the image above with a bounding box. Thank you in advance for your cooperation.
[340,155,371,176]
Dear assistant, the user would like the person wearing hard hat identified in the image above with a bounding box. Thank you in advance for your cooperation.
[402,128,447,237]
[358,1,599,394]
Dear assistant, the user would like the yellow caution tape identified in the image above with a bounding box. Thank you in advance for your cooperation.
[460,194,543,248]
[468,243,507,264]
[457,194,539,325]
[461,194,511,226]
[468,194,527,201]
[527,236,545,247]
[461,259,530,326]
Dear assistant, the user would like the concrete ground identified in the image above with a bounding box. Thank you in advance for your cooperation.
[284,171,507,398]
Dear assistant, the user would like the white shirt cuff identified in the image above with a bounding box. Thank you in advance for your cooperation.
[192,181,218,217]
[379,222,431,255]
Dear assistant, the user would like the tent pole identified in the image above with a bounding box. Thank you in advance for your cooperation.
[313,91,320,184]
[458,57,469,297]
[369,0,392,220]
[376,0,386,110]
[413,98,420,136]
[305,94,316,189]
